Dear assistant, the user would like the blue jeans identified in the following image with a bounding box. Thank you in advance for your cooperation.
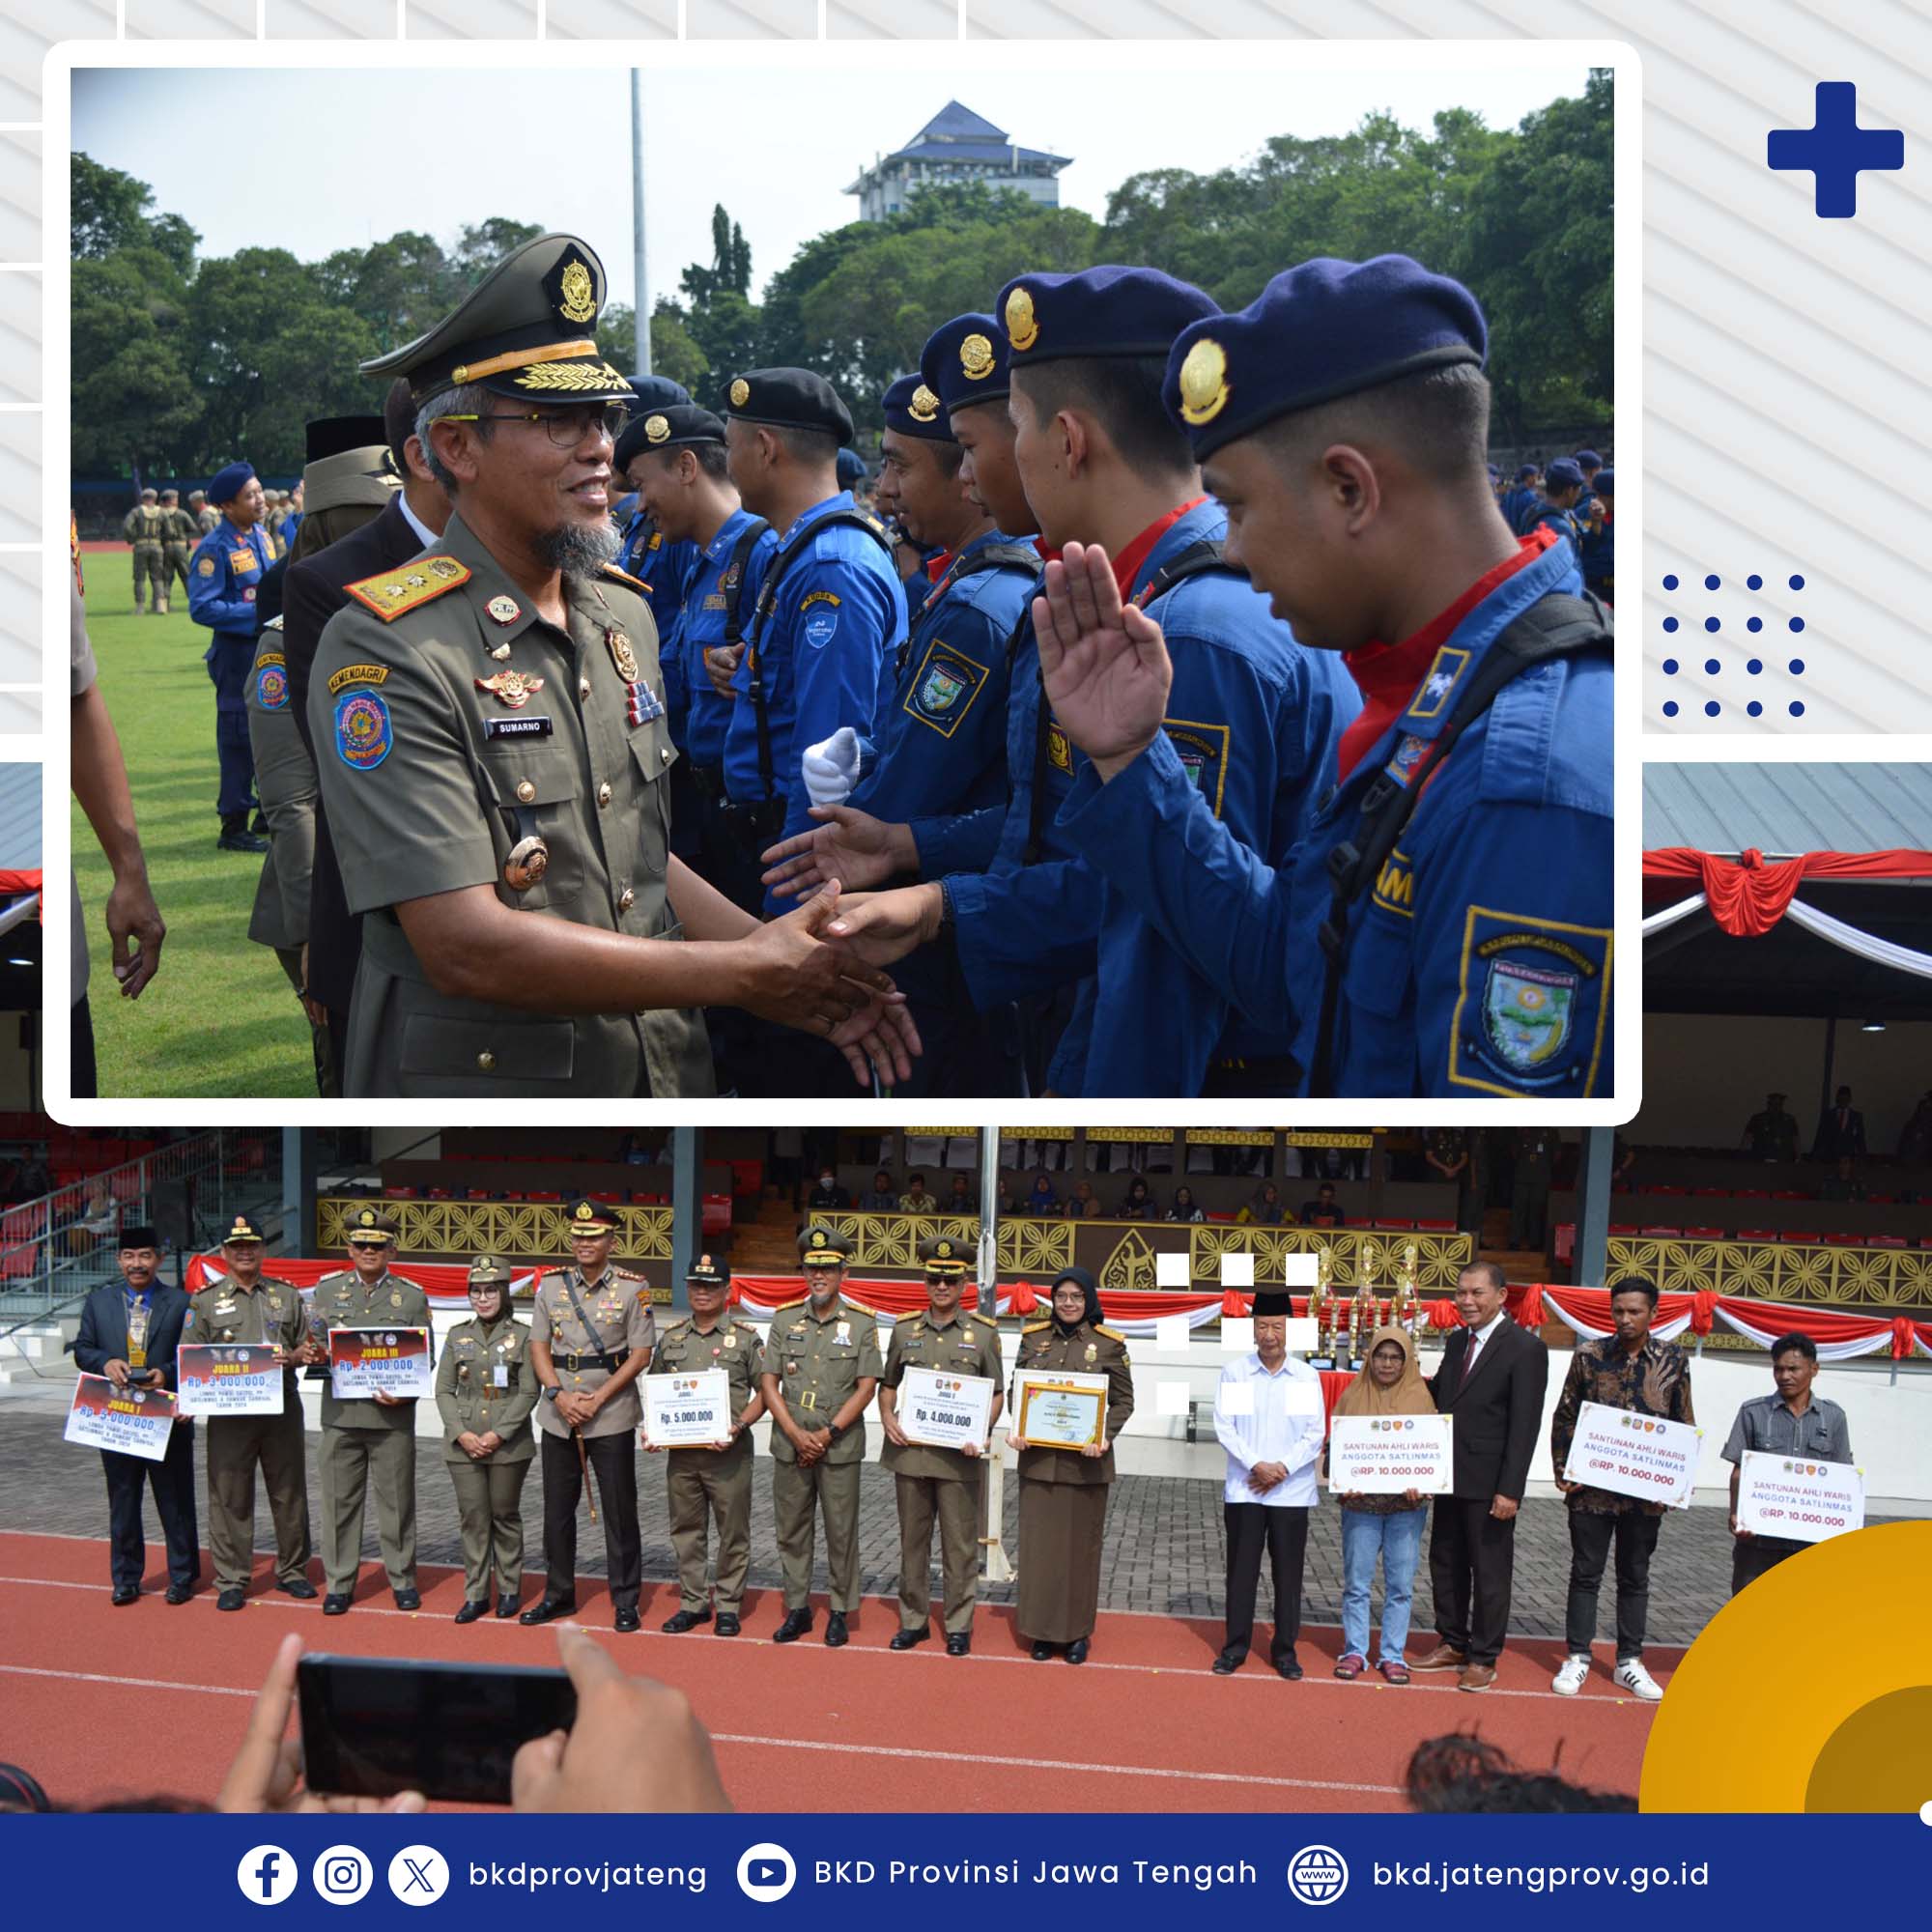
[1340,1505,1428,1662]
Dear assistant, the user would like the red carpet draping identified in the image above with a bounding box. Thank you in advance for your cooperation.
[1641,846,1932,936]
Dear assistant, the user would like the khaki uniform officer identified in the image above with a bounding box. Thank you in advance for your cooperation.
[435,1256,537,1624]
[312,1208,433,1614]
[647,1251,765,1637]
[184,1213,316,1611]
[1009,1266,1134,1663]
[758,1226,882,1647]
[523,1200,655,1633]
[879,1235,1004,1656]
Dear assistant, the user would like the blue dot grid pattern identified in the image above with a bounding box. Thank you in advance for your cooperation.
[1658,569,1808,724]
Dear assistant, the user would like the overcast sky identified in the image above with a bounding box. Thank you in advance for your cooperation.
[71,62,1592,312]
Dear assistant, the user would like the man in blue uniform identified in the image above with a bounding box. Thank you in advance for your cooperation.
[824,269,1356,1096]
[718,366,904,918]
[1578,469,1613,602]
[616,374,702,639]
[1028,253,1614,1097]
[1499,464,1540,531]
[187,460,271,853]
[1517,456,1586,561]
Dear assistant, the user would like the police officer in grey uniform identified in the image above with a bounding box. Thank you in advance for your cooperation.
[879,1235,1005,1655]
[183,1212,315,1611]
[759,1226,882,1646]
[647,1250,765,1636]
[435,1255,537,1623]
[311,1207,432,1614]
[523,1199,654,1632]
[305,229,915,1099]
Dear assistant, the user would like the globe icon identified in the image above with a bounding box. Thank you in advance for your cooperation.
[1288,1845,1350,1905]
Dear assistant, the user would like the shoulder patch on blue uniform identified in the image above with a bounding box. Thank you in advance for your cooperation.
[800,589,841,611]
[1448,905,1611,1096]
[902,637,991,738]
[197,554,215,577]
[1161,716,1231,818]
[803,605,839,649]
[1407,645,1471,721]
[1046,720,1073,775]
[334,689,393,771]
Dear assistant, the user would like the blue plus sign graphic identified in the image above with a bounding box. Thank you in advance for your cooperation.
[1768,83,1904,217]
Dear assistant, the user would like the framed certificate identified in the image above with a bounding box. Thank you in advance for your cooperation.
[1012,1369,1108,1450]
[1735,1449,1865,1545]
[642,1370,733,1447]
[177,1343,285,1418]
[898,1368,995,1452]
[1326,1414,1453,1495]
[65,1374,178,1462]
[328,1326,434,1400]
[1561,1400,1701,1509]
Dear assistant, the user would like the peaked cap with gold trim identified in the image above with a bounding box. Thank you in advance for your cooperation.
[361,232,632,409]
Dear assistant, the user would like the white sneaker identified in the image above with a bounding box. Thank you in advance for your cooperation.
[1614,1659,1663,1702]
[1551,1653,1592,1695]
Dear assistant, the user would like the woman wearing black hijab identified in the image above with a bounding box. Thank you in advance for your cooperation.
[1008,1267,1135,1662]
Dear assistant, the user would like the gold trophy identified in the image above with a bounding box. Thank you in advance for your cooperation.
[1393,1241,1421,1338]
[1310,1246,1336,1368]
[1345,1239,1381,1367]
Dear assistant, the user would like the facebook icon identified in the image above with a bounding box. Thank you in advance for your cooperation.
[237,1844,298,1906]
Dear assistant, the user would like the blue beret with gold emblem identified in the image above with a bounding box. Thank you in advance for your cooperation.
[206,461,257,505]
[920,312,1010,412]
[1162,254,1488,463]
[994,266,1217,370]
[614,403,725,473]
[881,374,953,443]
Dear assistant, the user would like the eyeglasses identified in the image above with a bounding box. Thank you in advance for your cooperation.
[440,403,630,448]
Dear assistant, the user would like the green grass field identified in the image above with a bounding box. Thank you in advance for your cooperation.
[73,589,315,1099]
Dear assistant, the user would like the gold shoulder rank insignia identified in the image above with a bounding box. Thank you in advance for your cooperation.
[774,1296,807,1312]
[1095,1324,1126,1342]
[840,1294,879,1319]
[900,1311,925,1328]
[345,557,472,621]
[970,1312,1000,1329]
[1022,1319,1051,1334]
[601,563,650,595]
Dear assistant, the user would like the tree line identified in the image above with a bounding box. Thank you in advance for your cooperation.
[73,71,1609,487]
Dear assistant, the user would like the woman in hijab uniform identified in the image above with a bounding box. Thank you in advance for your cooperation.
[1009,1267,1134,1662]
[1325,1323,1438,1684]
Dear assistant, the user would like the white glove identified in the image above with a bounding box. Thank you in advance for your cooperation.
[801,726,867,807]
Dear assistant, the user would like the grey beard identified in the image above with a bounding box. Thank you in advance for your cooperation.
[534,519,621,576]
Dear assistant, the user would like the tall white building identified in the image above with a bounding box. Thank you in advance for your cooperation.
[844,100,1071,222]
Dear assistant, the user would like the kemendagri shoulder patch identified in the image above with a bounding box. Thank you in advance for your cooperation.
[344,554,471,621]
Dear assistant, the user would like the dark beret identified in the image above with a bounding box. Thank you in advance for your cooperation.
[1162,254,1488,462]
[630,373,691,411]
[1517,463,1540,481]
[995,265,1217,369]
[1545,458,1585,489]
[836,447,867,488]
[723,367,854,444]
[1593,469,1614,495]
[921,311,1011,412]
[206,461,256,504]
[1574,448,1603,468]
[614,403,724,472]
[881,373,953,442]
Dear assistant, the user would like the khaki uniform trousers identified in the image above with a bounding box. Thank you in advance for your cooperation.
[206,1405,311,1590]
[771,1457,862,1613]
[320,1425,417,1594]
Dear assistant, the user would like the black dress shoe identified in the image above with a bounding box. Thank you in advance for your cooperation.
[1031,1641,1056,1662]
[773,1609,813,1643]
[946,1633,971,1657]
[613,1606,640,1634]
[216,1588,246,1612]
[278,1578,318,1600]
[662,1607,713,1634]
[714,1612,742,1637]
[454,1600,489,1625]
[111,1585,138,1606]
[496,1595,521,1620]
[216,819,269,854]
[520,1596,577,1626]
[1065,1637,1090,1664]
[889,1626,930,1651]
[393,1588,422,1611]
[824,1611,849,1647]
[322,1592,351,1615]
[165,1582,193,1605]
[1211,1648,1244,1675]
[1275,1657,1305,1681]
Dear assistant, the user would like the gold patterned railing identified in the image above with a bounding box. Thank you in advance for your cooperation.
[810,1213,1077,1276]
[319,1197,673,1264]
[1606,1236,1932,1310]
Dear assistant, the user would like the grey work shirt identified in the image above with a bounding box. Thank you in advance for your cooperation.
[308,507,711,1098]
[1720,1391,1853,1465]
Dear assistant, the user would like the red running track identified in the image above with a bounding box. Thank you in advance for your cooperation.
[0,1532,1666,1813]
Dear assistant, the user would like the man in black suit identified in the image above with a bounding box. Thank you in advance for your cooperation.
[71,1226,200,1605]
[1811,1086,1867,1161]
[1413,1261,1548,1692]
[282,379,453,1092]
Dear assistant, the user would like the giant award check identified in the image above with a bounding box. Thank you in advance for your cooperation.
[1012,1369,1108,1450]
[642,1370,732,1447]
[1561,1400,1700,1509]
[1327,1413,1453,1494]
[328,1326,434,1400]
[898,1368,995,1451]
[64,1374,178,1462]
[176,1343,285,1418]
[1735,1449,1865,1545]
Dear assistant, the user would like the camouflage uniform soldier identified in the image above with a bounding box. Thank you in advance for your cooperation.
[122,489,168,613]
